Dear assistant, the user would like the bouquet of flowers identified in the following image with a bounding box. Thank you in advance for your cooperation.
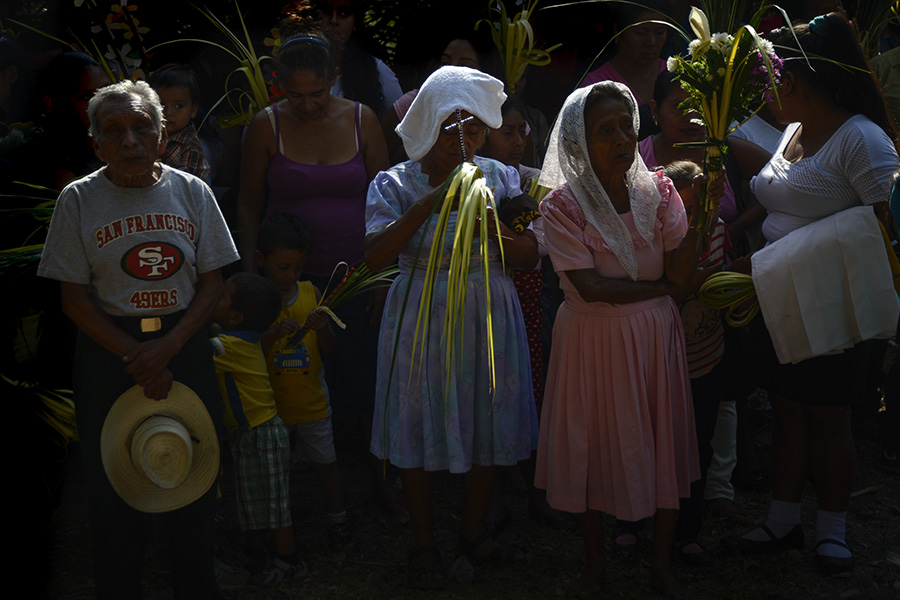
[666,6,783,245]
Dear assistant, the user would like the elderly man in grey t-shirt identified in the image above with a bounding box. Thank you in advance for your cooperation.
[38,80,238,599]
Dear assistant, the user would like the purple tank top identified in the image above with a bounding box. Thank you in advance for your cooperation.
[265,102,368,278]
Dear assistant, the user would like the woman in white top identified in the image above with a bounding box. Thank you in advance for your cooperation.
[722,12,899,576]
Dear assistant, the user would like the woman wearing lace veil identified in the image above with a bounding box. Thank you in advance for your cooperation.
[534,81,705,597]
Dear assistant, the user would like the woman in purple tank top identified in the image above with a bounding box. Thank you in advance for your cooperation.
[236,6,396,512]
[237,8,388,276]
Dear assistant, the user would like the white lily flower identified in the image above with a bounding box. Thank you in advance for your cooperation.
[689,6,711,43]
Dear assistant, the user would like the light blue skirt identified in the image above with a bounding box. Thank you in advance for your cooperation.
[370,259,538,473]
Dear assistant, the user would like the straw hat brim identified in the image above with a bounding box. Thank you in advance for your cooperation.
[101,382,219,513]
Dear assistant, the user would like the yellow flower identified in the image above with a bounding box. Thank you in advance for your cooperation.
[264,28,281,49]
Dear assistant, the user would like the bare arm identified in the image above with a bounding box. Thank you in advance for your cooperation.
[260,318,301,353]
[360,104,389,183]
[568,200,703,302]
[307,287,336,353]
[727,201,767,245]
[485,211,539,270]
[363,186,444,272]
[60,282,141,359]
[61,284,174,404]
[726,135,772,180]
[669,257,724,303]
[60,270,223,400]
[236,110,276,272]
[565,269,671,303]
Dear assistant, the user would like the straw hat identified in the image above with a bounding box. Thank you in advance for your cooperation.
[101,382,220,513]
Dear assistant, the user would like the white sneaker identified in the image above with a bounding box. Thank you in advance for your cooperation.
[250,555,308,587]
[214,558,249,589]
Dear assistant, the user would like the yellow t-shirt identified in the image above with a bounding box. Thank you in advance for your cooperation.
[210,332,278,432]
[265,281,329,424]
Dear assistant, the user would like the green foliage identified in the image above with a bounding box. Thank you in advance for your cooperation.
[851,1,900,58]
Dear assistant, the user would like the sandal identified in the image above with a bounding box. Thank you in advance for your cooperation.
[674,541,715,567]
[815,539,855,576]
[611,533,639,561]
[459,531,528,567]
[720,523,804,554]
[485,510,512,537]
[407,546,447,589]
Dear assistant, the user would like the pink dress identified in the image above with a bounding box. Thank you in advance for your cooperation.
[535,175,700,520]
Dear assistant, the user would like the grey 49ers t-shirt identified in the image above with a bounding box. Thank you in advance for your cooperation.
[38,164,239,316]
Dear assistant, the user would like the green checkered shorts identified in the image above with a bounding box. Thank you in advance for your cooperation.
[228,415,291,531]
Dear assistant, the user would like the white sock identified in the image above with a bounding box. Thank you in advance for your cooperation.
[815,510,851,558]
[742,500,801,541]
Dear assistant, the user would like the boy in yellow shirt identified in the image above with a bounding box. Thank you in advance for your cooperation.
[256,213,349,549]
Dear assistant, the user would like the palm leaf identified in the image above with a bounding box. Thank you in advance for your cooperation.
[282,262,399,346]
[404,163,503,398]
[147,2,274,127]
[477,1,561,94]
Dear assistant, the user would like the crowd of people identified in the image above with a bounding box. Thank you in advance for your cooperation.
[19,0,900,598]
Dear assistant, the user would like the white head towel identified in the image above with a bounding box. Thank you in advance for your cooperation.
[396,65,506,161]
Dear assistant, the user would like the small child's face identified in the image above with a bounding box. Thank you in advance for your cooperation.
[156,86,198,135]
[482,108,527,168]
[256,246,308,292]
[212,281,241,328]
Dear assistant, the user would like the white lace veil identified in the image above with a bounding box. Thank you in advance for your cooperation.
[538,81,661,281]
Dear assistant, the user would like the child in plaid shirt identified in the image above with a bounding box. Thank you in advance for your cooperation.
[149,64,211,182]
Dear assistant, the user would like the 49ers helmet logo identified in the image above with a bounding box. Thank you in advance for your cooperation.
[121,242,184,280]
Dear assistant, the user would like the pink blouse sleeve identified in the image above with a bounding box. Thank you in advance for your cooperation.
[539,188,596,272]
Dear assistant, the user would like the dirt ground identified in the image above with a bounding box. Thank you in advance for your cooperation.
[40,401,900,600]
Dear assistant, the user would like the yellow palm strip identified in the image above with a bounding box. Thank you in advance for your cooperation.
[409,176,455,383]
[408,163,502,399]
[717,28,745,141]
[444,172,479,393]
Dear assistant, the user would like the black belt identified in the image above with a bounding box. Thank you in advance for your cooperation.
[110,311,186,336]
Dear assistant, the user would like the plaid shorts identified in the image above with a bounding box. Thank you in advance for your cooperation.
[228,415,291,531]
